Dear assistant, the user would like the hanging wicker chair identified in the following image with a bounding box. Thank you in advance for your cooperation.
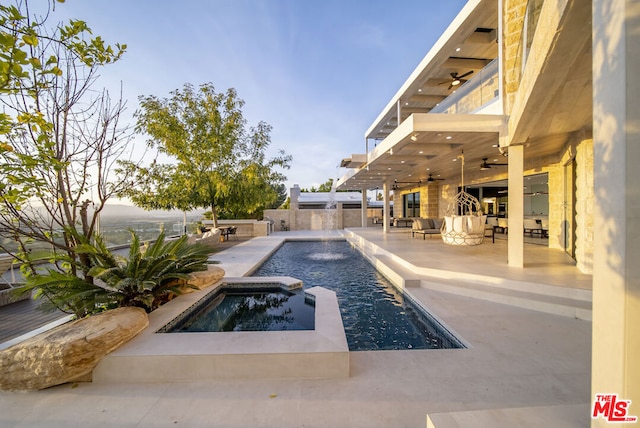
[441,153,487,246]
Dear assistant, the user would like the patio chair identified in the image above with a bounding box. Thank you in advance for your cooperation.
[524,218,542,236]
[227,226,238,240]
[540,218,549,238]
[496,218,508,234]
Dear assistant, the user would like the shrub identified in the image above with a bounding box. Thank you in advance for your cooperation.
[18,230,211,317]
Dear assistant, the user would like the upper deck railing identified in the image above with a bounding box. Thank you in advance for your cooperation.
[431,58,499,114]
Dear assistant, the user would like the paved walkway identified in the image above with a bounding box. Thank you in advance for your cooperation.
[0,230,592,427]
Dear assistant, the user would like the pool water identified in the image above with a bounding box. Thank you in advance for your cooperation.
[166,287,315,332]
[252,240,463,351]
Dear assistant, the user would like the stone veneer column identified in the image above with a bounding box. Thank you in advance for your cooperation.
[502,0,528,113]
[361,188,368,227]
[575,137,594,274]
[382,182,390,234]
[592,0,640,424]
[421,184,439,218]
[546,165,564,250]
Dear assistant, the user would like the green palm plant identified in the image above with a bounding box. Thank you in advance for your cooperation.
[86,231,211,312]
[18,229,211,317]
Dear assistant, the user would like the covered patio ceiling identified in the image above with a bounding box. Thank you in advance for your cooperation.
[337,113,505,191]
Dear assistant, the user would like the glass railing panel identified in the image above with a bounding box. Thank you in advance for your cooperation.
[431,58,499,114]
[511,0,544,85]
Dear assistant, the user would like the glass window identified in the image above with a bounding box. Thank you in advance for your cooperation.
[403,192,420,217]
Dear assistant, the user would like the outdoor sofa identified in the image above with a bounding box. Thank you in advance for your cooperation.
[187,228,222,247]
[411,218,443,239]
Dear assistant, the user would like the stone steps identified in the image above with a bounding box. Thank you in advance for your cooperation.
[419,277,591,320]
[355,245,591,321]
[426,404,590,428]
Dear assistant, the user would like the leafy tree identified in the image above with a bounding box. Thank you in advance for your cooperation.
[317,178,334,193]
[269,183,288,209]
[120,83,291,226]
[0,0,133,286]
[300,178,348,193]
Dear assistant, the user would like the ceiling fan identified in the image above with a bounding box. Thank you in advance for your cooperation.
[426,174,445,182]
[480,157,508,170]
[440,71,474,90]
[524,191,549,196]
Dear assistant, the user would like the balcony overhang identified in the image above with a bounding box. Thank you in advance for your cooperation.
[336,113,506,191]
[339,154,367,168]
[365,0,499,142]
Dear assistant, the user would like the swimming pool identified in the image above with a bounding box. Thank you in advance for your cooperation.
[251,240,464,351]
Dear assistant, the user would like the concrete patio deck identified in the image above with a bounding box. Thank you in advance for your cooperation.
[0,229,592,427]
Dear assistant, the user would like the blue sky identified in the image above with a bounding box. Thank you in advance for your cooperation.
[50,0,467,192]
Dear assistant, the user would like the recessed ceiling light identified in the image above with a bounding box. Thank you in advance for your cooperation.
[446,136,452,140]
[426,168,430,171]
[418,150,424,154]
[492,144,499,148]
[418,88,422,93]
[453,158,457,162]
[455,47,461,52]
[405,102,409,106]
[401,160,405,163]
[387,167,392,170]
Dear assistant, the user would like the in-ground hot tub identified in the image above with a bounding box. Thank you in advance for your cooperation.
[92,277,349,382]
[159,282,315,333]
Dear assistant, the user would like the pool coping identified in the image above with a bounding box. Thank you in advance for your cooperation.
[92,277,350,382]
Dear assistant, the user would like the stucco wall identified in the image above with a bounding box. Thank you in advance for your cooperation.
[263,208,364,231]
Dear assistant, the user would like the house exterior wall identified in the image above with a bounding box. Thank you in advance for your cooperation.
[543,133,594,274]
